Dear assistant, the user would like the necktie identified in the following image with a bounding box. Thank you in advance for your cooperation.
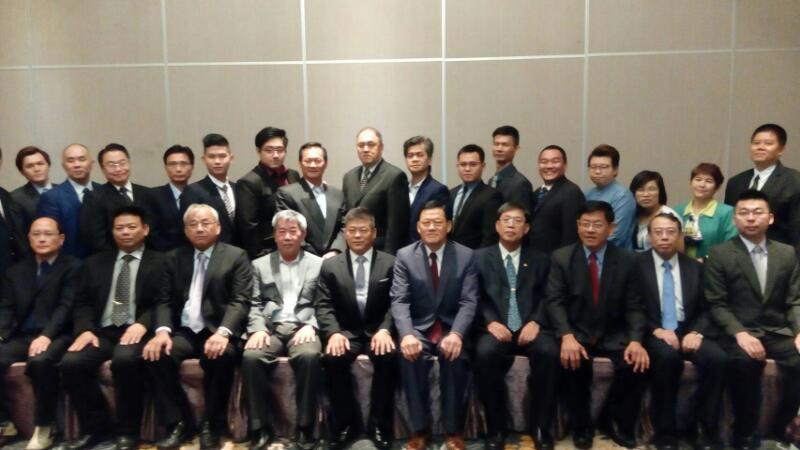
[355,255,367,315]
[505,255,522,332]
[219,185,235,220]
[588,253,600,306]
[752,246,767,295]
[175,193,181,210]
[360,168,370,191]
[184,253,207,333]
[490,175,499,188]
[79,187,88,203]
[119,186,132,203]
[427,252,443,343]
[111,254,135,326]
[661,260,678,330]
[750,174,761,190]
[534,187,549,212]
[37,261,52,287]
[453,185,468,221]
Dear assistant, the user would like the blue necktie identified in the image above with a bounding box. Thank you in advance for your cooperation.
[505,255,522,332]
[534,187,549,212]
[661,260,678,330]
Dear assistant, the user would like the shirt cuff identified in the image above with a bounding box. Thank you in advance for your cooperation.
[218,326,233,337]
[155,326,172,335]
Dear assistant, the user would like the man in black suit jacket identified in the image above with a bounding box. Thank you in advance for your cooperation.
[0,217,80,448]
[276,142,345,257]
[60,206,167,450]
[473,202,554,450]
[180,133,243,248]
[149,145,194,251]
[530,145,585,253]
[342,127,410,255]
[0,191,27,279]
[488,126,533,207]
[238,127,302,258]
[316,207,397,449]
[11,146,54,223]
[448,144,502,249]
[706,189,800,449]
[79,143,158,255]
[637,213,727,450]
[539,200,648,449]
[724,123,800,246]
[143,203,252,450]
[404,136,450,244]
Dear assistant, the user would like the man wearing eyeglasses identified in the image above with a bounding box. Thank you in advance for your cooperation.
[584,145,635,250]
[148,145,195,251]
[447,144,502,249]
[342,127,410,255]
[79,143,158,255]
[706,189,800,450]
[238,127,301,259]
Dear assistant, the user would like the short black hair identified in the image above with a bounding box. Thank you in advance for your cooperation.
[578,200,615,223]
[255,127,288,149]
[403,136,434,158]
[539,144,567,164]
[202,133,229,150]
[492,125,520,146]
[457,144,485,163]
[112,205,148,224]
[98,143,129,165]
[31,216,63,234]
[496,201,531,223]
[736,189,772,212]
[588,144,620,168]
[298,141,328,162]
[15,146,51,172]
[647,212,683,233]
[163,144,194,165]
[751,123,787,147]
[419,199,447,221]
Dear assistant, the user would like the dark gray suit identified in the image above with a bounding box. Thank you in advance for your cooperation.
[390,240,478,434]
[489,163,532,208]
[529,176,585,253]
[705,237,800,439]
[10,182,48,224]
[343,160,410,255]
[275,180,346,256]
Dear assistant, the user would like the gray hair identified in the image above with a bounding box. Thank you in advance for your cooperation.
[272,209,307,231]
[183,203,220,224]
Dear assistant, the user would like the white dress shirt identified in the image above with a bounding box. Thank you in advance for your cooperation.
[305,179,327,219]
[67,178,93,203]
[498,243,521,273]
[169,183,183,209]
[409,176,427,204]
[209,176,236,212]
[652,251,685,322]
[114,181,134,202]
[750,164,777,190]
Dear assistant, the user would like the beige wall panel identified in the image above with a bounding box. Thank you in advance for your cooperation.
[166,0,302,62]
[730,51,800,174]
[447,0,584,57]
[586,54,731,203]
[30,0,163,65]
[0,70,35,189]
[446,59,584,187]
[31,68,167,186]
[306,62,441,187]
[589,0,732,52]
[305,0,440,60]
[736,0,800,49]
[0,0,30,67]
[169,65,305,182]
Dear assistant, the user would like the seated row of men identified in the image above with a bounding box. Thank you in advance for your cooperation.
[0,188,799,450]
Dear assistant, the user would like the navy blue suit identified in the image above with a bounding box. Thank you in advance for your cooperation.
[148,184,187,251]
[37,180,102,259]
[408,176,449,244]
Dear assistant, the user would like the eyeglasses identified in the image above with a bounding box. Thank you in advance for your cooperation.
[185,220,218,229]
[735,208,768,218]
[578,220,608,230]
[345,226,373,235]
[419,219,446,229]
[104,160,129,169]
[651,228,679,237]
[261,146,286,155]
[499,217,525,225]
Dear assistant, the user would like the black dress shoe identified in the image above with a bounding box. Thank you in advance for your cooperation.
[731,434,758,450]
[293,426,317,450]
[198,422,220,450]
[157,422,193,450]
[484,432,504,450]
[251,427,273,450]
[59,434,112,450]
[534,429,554,450]
[115,435,138,450]
[330,425,357,450]
[368,425,391,450]
[573,431,594,449]
[599,420,636,449]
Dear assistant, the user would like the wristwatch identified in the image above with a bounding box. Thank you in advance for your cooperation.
[216,328,232,338]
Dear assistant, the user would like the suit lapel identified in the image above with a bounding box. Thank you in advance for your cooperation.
[352,160,384,206]
[98,252,117,309]
[733,239,763,300]
[322,189,342,244]
[490,245,510,315]
[299,181,326,226]
[763,240,779,302]
[598,247,616,318]
[342,251,361,317]
[437,243,456,305]
[203,244,222,294]
[761,162,784,195]
[268,251,284,299]
[644,251,662,314]
[135,249,151,306]
[415,244,436,303]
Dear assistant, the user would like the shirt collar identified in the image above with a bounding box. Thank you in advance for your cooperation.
[739,235,768,255]
[496,163,515,177]
[68,178,91,191]
[117,246,144,261]
[33,182,53,194]
[682,199,718,218]
[304,178,325,192]
[651,249,679,269]
[194,244,215,261]
[349,247,374,265]
[409,175,428,190]
[583,244,607,264]
[424,244,445,262]
[280,249,304,266]
[114,181,133,193]
[753,164,778,179]
[498,243,521,262]
[168,183,183,200]
[208,176,230,190]
[38,254,58,266]
[460,180,480,192]
[362,158,383,174]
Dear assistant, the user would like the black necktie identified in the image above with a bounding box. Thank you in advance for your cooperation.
[37,261,52,287]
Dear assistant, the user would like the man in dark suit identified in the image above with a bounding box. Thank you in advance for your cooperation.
[342,127,410,255]
[11,146,54,223]
[317,207,397,449]
[488,126,533,207]
[79,143,158,255]
[448,144,502,249]
[706,189,800,450]
[391,200,478,450]
[276,141,345,258]
[143,203,252,450]
[0,147,28,278]
[38,143,101,259]
[238,127,302,259]
[59,206,167,450]
[404,136,449,244]
[724,123,800,246]
[538,200,649,449]
[473,202,555,450]
[0,217,80,449]
[530,145,585,253]
[180,133,242,247]
[149,145,194,251]
[638,213,727,450]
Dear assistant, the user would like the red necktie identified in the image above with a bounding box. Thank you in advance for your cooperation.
[588,253,600,306]
[427,252,443,343]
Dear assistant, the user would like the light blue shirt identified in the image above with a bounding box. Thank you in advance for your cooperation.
[585,181,636,250]
[582,244,607,278]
